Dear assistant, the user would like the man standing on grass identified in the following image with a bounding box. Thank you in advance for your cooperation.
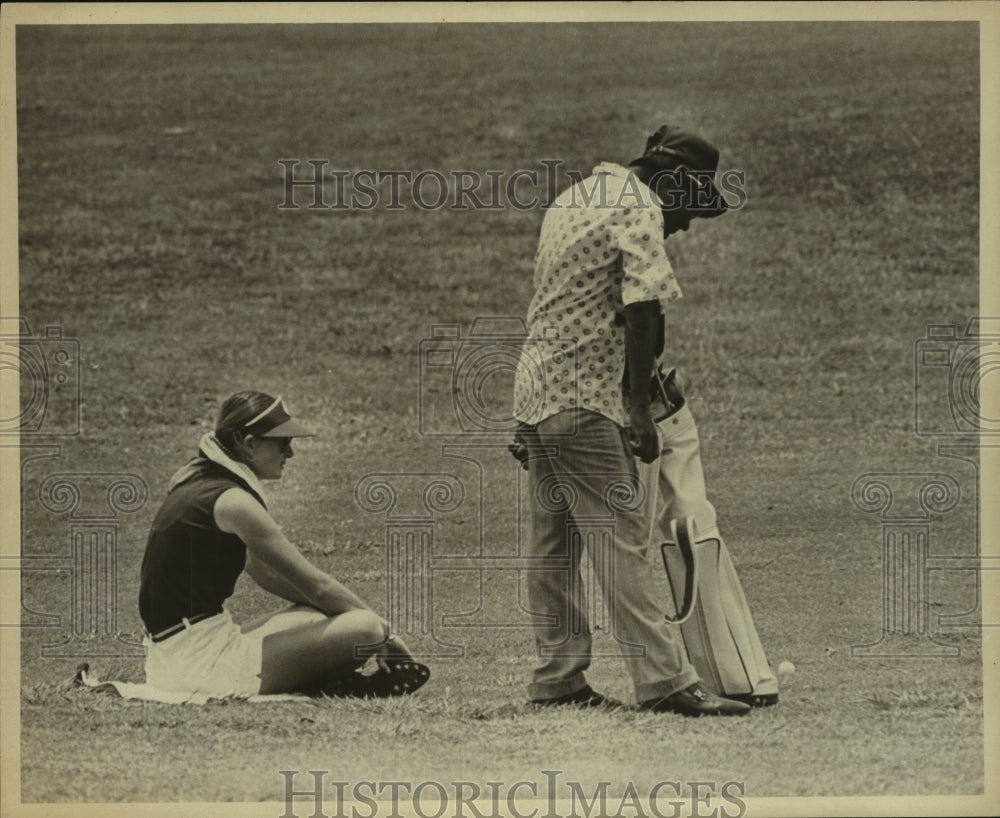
[510,124,748,716]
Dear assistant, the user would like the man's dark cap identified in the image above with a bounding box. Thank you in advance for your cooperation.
[629,124,728,217]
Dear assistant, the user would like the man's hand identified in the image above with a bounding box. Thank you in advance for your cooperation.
[627,404,660,463]
[508,422,535,471]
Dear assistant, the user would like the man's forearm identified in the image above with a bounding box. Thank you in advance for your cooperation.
[624,300,661,407]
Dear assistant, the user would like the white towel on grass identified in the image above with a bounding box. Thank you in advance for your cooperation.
[74,664,307,705]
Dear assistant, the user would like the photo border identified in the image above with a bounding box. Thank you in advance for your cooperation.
[1,2,997,817]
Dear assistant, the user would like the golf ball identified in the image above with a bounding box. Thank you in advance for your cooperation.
[777,661,795,675]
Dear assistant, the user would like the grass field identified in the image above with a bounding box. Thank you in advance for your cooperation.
[7,14,993,815]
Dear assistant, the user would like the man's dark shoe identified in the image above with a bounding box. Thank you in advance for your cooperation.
[532,685,624,709]
[640,682,750,717]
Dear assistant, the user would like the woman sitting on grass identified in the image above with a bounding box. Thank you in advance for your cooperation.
[138,390,428,699]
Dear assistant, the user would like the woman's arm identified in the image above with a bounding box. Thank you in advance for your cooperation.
[214,487,373,617]
[243,552,314,605]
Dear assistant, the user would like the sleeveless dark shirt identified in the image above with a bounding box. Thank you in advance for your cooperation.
[139,463,264,633]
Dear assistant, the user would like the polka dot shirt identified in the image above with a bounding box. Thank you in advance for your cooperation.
[513,163,682,427]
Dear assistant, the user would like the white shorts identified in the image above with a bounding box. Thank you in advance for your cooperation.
[144,610,266,698]
[144,605,329,698]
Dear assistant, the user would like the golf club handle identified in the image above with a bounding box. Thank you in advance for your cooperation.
[651,367,685,421]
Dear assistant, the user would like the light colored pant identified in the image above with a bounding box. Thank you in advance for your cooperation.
[524,409,697,702]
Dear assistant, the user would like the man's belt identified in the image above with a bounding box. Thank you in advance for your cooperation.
[147,610,223,643]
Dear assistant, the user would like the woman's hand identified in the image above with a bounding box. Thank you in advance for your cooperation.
[375,631,414,669]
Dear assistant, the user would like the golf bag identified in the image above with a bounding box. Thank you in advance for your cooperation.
[636,370,778,707]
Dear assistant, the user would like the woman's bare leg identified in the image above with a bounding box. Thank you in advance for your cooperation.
[254,608,387,694]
